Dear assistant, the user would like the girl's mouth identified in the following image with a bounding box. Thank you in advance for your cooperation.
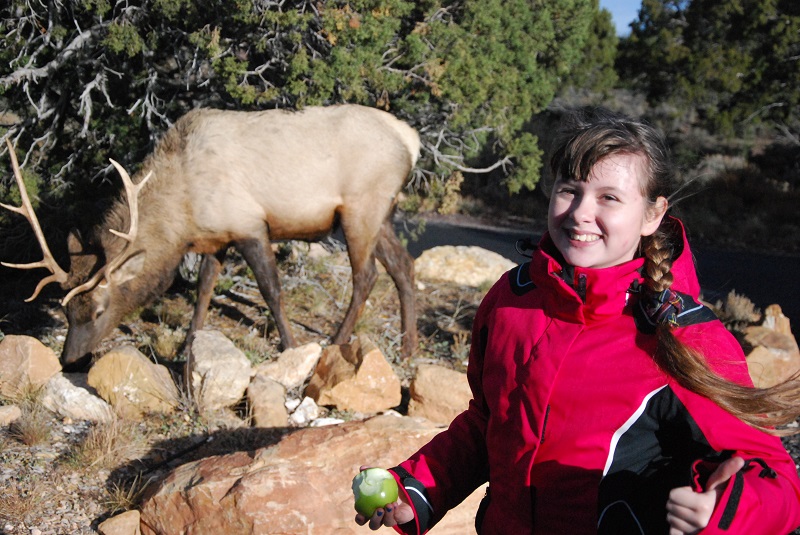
[568,231,600,243]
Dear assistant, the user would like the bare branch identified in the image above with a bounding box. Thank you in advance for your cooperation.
[79,72,113,137]
[0,25,105,87]
[776,123,800,146]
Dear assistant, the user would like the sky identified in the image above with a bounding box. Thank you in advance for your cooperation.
[599,0,641,36]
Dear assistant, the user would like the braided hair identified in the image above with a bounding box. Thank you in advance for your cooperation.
[551,107,800,435]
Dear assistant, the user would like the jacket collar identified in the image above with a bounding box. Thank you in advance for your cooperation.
[529,217,700,325]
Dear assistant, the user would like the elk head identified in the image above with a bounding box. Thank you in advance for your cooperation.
[2,139,150,367]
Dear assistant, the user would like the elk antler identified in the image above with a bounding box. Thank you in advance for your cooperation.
[1,139,152,306]
[1,138,69,302]
[59,159,152,305]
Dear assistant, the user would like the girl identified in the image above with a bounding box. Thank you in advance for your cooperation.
[355,107,800,534]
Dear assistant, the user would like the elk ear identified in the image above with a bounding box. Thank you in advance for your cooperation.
[109,251,146,286]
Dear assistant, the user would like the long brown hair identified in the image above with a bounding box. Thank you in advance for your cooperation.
[550,107,800,435]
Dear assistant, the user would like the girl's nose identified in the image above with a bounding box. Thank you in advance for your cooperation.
[570,195,595,223]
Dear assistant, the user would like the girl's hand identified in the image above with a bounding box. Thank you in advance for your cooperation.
[354,499,415,530]
[354,465,415,530]
[665,456,745,535]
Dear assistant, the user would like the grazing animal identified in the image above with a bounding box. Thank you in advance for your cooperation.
[2,105,419,366]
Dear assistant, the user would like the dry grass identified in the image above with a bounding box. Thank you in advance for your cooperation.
[8,393,51,447]
[103,472,152,515]
[67,418,151,471]
[0,477,49,525]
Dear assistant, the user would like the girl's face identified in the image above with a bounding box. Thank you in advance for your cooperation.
[547,152,667,269]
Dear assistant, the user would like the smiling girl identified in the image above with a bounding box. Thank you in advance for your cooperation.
[354,107,800,534]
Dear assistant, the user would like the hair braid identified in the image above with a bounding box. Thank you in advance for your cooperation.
[643,220,800,435]
[641,227,674,295]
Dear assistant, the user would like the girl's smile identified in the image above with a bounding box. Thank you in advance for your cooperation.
[547,153,667,269]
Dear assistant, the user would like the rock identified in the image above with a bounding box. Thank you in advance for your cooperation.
[41,373,114,423]
[247,375,289,428]
[744,305,800,388]
[189,330,254,411]
[254,342,322,390]
[305,336,401,413]
[99,510,141,535]
[0,404,22,426]
[415,245,515,287]
[203,407,249,431]
[87,345,180,420]
[139,413,485,535]
[0,335,61,400]
[408,364,471,425]
[310,417,345,427]
[292,240,335,260]
[288,396,319,426]
[762,304,793,336]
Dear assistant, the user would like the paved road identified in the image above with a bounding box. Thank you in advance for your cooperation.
[397,219,800,324]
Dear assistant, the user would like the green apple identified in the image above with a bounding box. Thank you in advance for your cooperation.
[352,467,399,517]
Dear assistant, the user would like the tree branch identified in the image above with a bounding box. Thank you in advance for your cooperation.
[0,24,105,87]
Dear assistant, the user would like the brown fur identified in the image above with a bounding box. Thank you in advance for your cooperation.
[60,105,420,365]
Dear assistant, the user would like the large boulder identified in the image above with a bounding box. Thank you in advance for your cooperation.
[140,413,485,535]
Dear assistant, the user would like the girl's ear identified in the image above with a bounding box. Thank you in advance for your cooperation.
[642,196,669,237]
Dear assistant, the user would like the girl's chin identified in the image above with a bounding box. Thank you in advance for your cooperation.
[561,252,598,268]
[561,249,636,269]
[560,244,611,268]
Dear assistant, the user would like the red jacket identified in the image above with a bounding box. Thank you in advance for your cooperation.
[393,223,800,534]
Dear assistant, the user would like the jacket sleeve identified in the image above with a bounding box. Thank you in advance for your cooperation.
[673,321,800,535]
[390,280,503,535]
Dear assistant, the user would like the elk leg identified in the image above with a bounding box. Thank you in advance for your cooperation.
[332,231,380,347]
[374,218,417,359]
[188,250,226,338]
[235,237,297,350]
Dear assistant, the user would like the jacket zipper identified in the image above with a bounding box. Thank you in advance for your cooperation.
[540,405,550,444]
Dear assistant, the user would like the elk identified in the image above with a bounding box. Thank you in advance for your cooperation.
[2,105,419,367]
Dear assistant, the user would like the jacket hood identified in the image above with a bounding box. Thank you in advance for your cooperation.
[530,216,700,324]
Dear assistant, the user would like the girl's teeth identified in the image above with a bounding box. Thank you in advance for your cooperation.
[570,233,599,242]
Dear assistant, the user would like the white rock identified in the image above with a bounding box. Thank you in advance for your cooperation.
[42,373,114,423]
[289,396,319,426]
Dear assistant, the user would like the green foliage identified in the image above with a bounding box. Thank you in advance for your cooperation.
[560,0,618,94]
[618,0,800,136]
[104,21,145,56]
[505,132,544,194]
